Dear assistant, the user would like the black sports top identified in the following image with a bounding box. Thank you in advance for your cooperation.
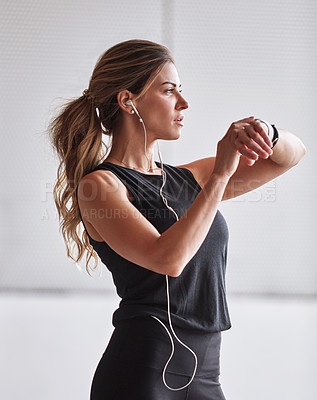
[81,160,231,333]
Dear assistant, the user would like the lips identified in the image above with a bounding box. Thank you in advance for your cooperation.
[174,115,184,122]
[174,116,184,127]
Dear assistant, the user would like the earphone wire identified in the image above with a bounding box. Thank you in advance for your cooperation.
[129,103,151,172]
[130,100,198,391]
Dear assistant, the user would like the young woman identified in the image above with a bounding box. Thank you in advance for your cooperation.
[49,39,306,399]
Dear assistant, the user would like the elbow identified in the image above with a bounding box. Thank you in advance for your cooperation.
[273,129,307,168]
[167,264,184,278]
[151,235,186,277]
[156,257,185,278]
[152,240,185,277]
[298,140,307,161]
[291,139,307,167]
[280,135,307,168]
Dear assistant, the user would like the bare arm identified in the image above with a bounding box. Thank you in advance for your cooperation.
[78,170,228,278]
[154,174,229,276]
[163,121,306,272]
[222,126,306,200]
[268,128,306,167]
[78,116,272,278]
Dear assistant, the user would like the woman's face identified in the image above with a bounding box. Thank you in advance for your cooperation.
[135,62,189,140]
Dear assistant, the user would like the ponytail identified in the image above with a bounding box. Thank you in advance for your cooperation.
[48,94,108,275]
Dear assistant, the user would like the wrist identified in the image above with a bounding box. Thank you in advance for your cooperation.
[270,124,279,148]
[205,173,230,201]
[209,171,231,183]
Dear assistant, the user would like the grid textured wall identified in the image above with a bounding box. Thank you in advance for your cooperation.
[1,0,316,294]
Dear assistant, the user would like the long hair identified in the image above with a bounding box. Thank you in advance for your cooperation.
[48,39,174,275]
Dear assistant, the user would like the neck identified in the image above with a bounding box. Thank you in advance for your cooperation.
[106,114,159,171]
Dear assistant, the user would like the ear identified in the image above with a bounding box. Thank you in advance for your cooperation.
[117,90,135,114]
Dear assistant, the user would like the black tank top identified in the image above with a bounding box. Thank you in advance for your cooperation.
[81,160,231,333]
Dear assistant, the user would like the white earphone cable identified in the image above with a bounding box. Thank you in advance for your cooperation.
[130,100,198,391]
[129,103,151,172]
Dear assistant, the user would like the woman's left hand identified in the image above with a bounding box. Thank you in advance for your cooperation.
[241,119,273,166]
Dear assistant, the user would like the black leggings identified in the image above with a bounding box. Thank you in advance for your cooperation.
[90,316,227,400]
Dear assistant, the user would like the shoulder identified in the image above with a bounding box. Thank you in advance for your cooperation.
[77,170,132,241]
[80,168,120,186]
[78,169,131,206]
[175,156,216,188]
[79,169,121,194]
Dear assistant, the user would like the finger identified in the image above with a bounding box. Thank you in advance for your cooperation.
[244,126,272,158]
[245,157,256,166]
[235,140,259,160]
[249,120,272,148]
[246,124,273,154]
[238,128,269,159]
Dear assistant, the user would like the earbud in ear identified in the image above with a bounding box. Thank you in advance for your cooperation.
[125,100,142,121]
[126,99,135,114]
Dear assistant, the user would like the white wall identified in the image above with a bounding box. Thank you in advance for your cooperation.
[1,0,316,294]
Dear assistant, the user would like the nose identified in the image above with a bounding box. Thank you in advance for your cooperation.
[176,93,189,110]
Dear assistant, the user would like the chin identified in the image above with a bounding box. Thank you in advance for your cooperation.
[155,126,182,141]
[165,131,181,141]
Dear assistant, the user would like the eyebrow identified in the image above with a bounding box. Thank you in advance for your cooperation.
[161,81,182,88]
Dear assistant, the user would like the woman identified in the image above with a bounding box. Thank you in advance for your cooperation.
[49,39,306,399]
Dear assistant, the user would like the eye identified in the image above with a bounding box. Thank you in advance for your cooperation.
[165,88,183,94]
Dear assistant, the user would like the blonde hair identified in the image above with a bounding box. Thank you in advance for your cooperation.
[48,39,174,275]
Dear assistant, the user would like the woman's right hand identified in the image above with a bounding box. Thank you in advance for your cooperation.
[212,116,273,179]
